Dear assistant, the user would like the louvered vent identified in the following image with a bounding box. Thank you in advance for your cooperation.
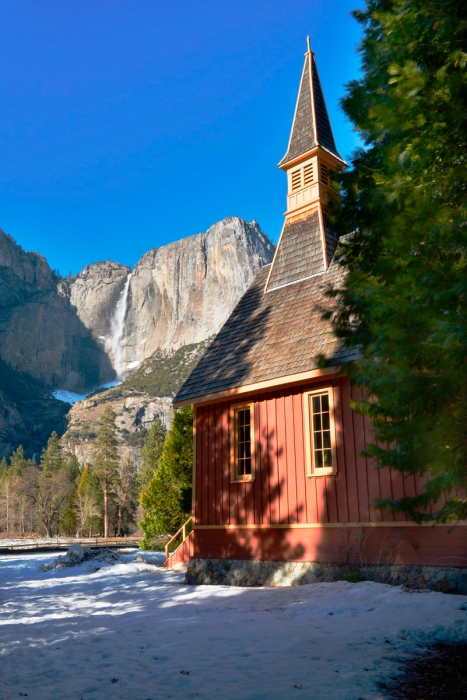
[303,163,314,186]
[291,169,302,191]
[320,164,329,185]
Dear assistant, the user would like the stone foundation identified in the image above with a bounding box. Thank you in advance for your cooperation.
[185,558,467,594]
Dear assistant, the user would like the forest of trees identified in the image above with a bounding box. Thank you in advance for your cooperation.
[0,406,177,541]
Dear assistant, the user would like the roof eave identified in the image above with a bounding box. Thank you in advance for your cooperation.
[173,364,343,408]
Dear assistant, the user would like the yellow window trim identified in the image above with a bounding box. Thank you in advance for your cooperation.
[230,402,256,483]
[303,387,337,477]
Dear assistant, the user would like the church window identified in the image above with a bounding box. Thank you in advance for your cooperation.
[303,388,337,476]
[230,403,255,482]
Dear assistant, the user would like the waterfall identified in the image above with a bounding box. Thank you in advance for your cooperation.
[110,273,131,380]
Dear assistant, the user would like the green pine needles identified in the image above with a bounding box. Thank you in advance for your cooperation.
[139,405,193,549]
[328,1,467,523]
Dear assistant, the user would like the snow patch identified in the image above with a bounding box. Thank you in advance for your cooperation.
[1,551,466,699]
[53,379,122,405]
[53,389,88,405]
[125,360,140,370]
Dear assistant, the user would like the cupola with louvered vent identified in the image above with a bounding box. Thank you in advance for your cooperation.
[265,38,346,293]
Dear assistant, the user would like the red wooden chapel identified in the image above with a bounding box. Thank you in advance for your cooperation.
[170,41,467,580]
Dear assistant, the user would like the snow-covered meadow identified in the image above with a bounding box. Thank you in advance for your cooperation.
[1,549,466,700]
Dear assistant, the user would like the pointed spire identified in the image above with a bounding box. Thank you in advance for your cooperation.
[265,42,345,293]
[279,39,343,167]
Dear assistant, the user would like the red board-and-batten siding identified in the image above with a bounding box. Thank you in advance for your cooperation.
[192,375,467,567]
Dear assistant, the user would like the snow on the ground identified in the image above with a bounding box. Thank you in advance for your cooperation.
[53,379,122,405]
[1,550,466,700]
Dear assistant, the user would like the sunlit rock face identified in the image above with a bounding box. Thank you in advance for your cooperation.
[68,261,131,377]
[0,217,274,390]
[116,217,274,378]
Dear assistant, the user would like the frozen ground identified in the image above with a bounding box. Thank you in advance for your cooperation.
[1,550,466,700]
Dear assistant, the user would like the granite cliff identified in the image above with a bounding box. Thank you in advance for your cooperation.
[68,217,274,379]
[0,218,274,458]
[0,231,113,392]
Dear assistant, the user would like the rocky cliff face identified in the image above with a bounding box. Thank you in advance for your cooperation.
[0,358,69,459]
[61,390,173,469]
[0,217,274,458]
[68,217,274,379]
[0,218,273,390]
[0,230,114,393]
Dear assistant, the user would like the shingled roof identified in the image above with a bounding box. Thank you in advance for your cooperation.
[173,245,358,405]
[279,45,343,166]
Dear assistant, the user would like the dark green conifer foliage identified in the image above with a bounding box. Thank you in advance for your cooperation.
[40,432,64,475]
[60,494,78,536]
[328,1,467,522]
[138,417,167,494]
[9,446,31,476]
[139,405,193,549]
[93,406,119,537]
[66,454,81,483]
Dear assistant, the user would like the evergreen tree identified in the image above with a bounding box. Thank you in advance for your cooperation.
[138,417,167,494]
[60,493,78,536]
[139,405,193,549]
[10,445,30,476]
[40,432,64,475]
[328,1,467,522]
[65,454,81,483]
[93,406,119,537]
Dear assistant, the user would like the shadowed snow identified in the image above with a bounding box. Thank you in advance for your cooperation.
[1,550,466,699]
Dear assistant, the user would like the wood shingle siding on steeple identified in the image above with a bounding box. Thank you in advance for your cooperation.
[173,250,358,405]
[311,58,339,157]
[279,50,343,167]
[280,57,316,165]
[265,211,324,290]
[323,213,339,267]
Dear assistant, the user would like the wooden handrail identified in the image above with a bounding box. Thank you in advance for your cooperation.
[164,516,193,563]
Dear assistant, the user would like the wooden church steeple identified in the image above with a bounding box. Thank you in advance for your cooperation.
[265,39,346,292]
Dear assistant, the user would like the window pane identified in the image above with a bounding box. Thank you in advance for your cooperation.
[310,391,334,472]
[235,407,253,478]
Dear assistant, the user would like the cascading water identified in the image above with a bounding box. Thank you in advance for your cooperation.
[110,273,131,380]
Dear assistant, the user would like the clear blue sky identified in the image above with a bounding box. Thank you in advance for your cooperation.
[0,0,363,276]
